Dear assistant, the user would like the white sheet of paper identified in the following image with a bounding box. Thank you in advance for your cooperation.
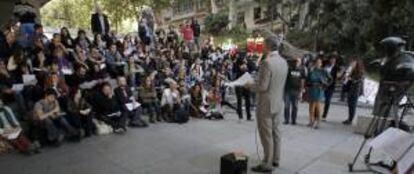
[398,143,414,174]
[79,80,98,89]
[5,128,22,140]
[32,68,43,72]
[224,72,254,87]
[100,64,106,69]
[199,106,207,113]
[61,68,73,75]
[368,128,413,160]
[182,94,191,100]
[107,111,121,117]
[125,102,141,111]
[12,84,24,91]
[23,74,37,85]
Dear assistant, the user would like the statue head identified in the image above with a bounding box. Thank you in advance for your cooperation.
[380,37,406,58]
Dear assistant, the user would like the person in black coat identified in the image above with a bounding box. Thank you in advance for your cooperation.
[114,76,148,128]
[91,6,110,36]
[94,83,126,133]
[233,53,254,121]
[321,56,340,121]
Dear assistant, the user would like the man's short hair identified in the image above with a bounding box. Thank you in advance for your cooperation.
[34,24,43,30]
[45,88,57,97]
[265,36,281,52]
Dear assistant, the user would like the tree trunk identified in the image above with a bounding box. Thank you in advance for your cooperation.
[228,0,235,30]
[298,1,309,30]
[211,0,218,14]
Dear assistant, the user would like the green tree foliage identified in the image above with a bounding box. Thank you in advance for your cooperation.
[306,0,414,57]
[41,0,94,29]
[204,12,229,35]
[41,0,170,32]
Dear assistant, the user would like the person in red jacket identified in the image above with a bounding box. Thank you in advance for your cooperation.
[180,21,194,53]
[246,35,255,56]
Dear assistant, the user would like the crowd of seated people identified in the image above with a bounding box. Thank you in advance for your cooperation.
[0,20,249,154]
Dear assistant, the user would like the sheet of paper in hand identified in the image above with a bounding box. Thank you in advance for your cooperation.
[224,72,254,87]
[23,74,37,85]
[12,84,24,92]
[126,102,141,111]
[100,64,106,70]
[107,112,121,117]
[79,80,98,89]
[4,128,22,140]
[62,68,73,75]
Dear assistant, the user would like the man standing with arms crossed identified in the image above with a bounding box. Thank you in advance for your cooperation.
[245,35,288,173]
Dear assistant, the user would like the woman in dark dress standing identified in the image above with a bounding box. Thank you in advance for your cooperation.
[343,59,365,125]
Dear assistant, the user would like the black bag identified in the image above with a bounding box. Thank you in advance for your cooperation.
[174,104,189,124]
[220,153,248,174]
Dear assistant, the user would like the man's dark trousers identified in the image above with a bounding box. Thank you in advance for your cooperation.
[284,91,299,124]
[235,87,251,120]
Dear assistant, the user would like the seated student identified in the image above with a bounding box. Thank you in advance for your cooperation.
[87,46,107,80]
[138,76,161,123]
[205,87,224,120]
[0,100,41,154]
[50,47,72,76]
[33,89,79,145]
[0,60,28,119]
[105,42,124,77]
[44,73,70,113]
[66,89,94,137]
[94,83,127,133]
[161,80,188,123]
[114,76,148,128]
[160,80,180,122]
[124,56,145,87]
[189,83,205,118]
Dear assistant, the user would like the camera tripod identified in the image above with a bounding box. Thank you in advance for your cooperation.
[348,82,413,174]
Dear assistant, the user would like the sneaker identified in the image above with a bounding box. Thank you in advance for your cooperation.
[283,121,289,125]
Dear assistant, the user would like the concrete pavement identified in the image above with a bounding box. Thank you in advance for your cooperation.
[0,103,401,174]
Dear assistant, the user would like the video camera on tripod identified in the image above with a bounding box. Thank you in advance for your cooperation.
[348,37,414,174]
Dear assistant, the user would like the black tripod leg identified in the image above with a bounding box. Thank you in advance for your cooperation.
[349,138,368,171]
[348,114,379,172]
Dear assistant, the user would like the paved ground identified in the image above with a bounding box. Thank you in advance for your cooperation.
[0,101,406,174]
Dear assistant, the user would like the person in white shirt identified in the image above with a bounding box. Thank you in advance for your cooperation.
[161,80,182,122]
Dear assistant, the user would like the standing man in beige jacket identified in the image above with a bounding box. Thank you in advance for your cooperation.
[246,35,288,173]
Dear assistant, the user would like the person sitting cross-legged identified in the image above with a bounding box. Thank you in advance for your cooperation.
[94,83,127,133]
[161,80,188,123]
[0,100,41,154]
[138,75,161,123]
[114,76,148,128]
[33,89,80,145]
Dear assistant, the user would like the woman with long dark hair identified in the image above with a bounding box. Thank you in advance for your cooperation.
[60,27,74,49]
[343,58,365,125]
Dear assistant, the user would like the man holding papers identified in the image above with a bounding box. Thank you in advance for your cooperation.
[114,76,148,128]
[245,35,288,173]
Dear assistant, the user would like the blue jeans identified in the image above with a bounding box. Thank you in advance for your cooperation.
[284,92,299,123]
